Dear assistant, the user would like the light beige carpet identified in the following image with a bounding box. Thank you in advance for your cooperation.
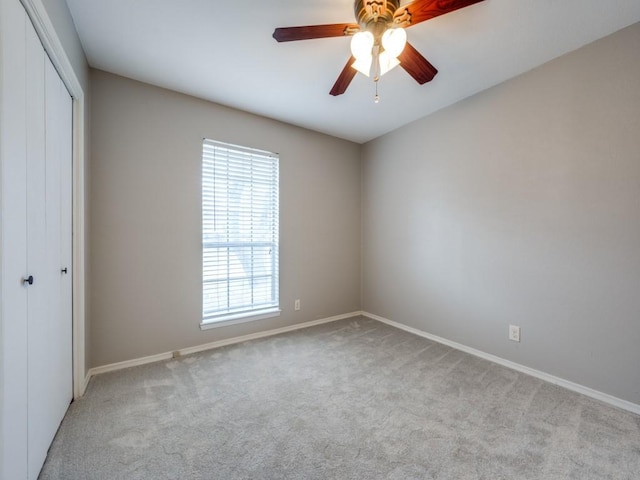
[40,316,640,479]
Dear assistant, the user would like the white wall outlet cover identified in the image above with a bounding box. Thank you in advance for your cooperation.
[509,325,521,342]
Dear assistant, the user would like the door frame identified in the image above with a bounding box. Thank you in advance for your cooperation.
[21,0,87,398]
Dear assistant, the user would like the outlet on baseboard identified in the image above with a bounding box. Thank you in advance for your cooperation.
[509,325,521,342]
[294,299,301,311]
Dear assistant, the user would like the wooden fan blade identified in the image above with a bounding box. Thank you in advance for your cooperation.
[273,24,360,42]
[394,0,485,28]
[330,56,357,96]
[398,43,438,84]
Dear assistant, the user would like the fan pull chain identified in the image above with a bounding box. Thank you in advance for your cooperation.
[374,76,380,103]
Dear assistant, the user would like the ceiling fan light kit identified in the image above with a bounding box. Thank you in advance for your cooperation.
[350,27,407,79]
[273,0,485,100]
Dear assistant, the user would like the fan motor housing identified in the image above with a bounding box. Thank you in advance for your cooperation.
[354,0,401,28]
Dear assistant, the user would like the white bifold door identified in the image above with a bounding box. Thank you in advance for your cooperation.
[1,0,74,478]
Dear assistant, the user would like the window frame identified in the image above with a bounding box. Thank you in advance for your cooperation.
[200,139,280,330]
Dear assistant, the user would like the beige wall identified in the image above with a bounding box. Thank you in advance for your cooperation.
[89,70,361,367]
[362,23,640,404]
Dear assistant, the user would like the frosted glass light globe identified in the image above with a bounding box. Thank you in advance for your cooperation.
[351,31,374,76]
[350,31,375,59]
[381,27,407,58]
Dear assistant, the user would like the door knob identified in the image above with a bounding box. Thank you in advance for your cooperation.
[61,267,68,274]
[23,275,34,285]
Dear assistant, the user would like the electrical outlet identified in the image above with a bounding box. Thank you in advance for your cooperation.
[294,299,301,311]
[509,325,521,342]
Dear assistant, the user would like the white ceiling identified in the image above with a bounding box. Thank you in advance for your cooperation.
[65,0,640,144]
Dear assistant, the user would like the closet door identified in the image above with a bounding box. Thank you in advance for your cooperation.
[60,78,74,386]
[26,40,74,479]
[0,0,29,477]
[25,15,50,478]
[41,53,73,455]
[56,57,75,424]
[1,0,74,477]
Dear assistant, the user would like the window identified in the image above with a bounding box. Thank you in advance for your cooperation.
[201,139,280,328]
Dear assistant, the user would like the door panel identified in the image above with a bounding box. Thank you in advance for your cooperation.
[26,15,51,479]
[0,1,29,477]
[44,53,74,438]
[59,65,75,412]
[26,48,74,480]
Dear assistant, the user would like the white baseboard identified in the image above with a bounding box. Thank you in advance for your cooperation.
[362,311,640,416]
[88,311,362,378]
[81,371,91,396]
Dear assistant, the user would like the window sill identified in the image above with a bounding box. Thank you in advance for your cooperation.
[200,308,281,330]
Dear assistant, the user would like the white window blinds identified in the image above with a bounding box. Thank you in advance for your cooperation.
[202,139,279,324]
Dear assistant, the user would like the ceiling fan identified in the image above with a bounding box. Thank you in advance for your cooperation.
[273,0,485,98]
